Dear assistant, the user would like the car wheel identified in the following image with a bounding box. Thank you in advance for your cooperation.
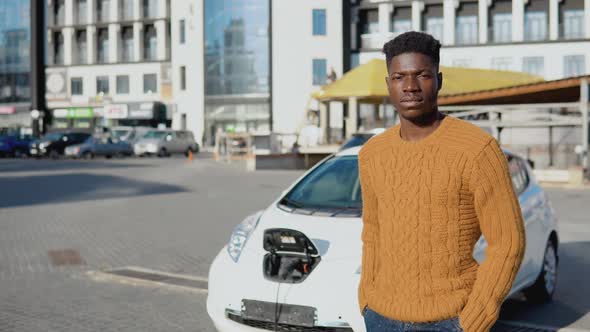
[184,147,194,157]
[105,154,113,159]
[157,148,168,157]
[49,149,60,160]
[524,241,558,303]
[82,151,94,160]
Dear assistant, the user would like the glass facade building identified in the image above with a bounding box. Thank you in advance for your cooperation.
[203,0,270,146]
[0,0,31,105]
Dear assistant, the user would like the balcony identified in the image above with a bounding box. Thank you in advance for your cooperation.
[360,32,398,50]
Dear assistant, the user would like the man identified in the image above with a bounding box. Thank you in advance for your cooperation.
[358,31,525,332]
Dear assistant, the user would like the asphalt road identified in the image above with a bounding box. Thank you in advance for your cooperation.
[0,156,588,331]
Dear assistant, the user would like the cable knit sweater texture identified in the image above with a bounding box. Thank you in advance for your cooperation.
[357,116,525,332]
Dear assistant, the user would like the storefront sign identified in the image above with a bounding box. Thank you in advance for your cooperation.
[129,109,153,119]
[53,108,94,119]
[104,104,129,119]
[0,106,16,115]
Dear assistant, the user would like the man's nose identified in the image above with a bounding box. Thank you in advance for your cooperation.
[403,76,420,92]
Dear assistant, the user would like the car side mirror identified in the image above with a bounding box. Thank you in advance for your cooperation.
[527,158,535,169]
[166,135,172,141]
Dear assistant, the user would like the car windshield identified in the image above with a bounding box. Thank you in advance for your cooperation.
[43,133,63,141]
[111,130,130,140]
[280,155,361,212]
[340,134,373,151]
[143,131,167,139]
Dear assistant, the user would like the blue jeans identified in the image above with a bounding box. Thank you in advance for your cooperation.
[363,307,463,332]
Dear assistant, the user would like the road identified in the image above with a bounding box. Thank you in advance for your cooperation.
[0,157,588,331]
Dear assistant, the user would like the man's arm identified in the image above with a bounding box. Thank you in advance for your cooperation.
[459,139,526,331]
[358,150,379,315]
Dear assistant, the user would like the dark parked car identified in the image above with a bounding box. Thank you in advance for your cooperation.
[0,134,34,157]
[29,132,91,158]
[339,128,385,151]
[64,136,133,159]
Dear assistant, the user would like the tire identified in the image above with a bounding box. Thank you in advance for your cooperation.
[82,151,94,160]
[184,147,194,157]
[105,154,113,159]
[49,149,60,160]
[524,241,558,304]
[157,148,168,158]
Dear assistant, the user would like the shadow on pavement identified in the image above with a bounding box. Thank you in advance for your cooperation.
[0,173,188,208]
[498,241,590,328]
[0,159,153,173]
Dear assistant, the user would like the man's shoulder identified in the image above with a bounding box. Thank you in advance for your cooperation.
[358,127,395,162]
[445,117,495,157]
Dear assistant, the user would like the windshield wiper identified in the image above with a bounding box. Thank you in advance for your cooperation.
[329,205,362,217]
[279,197,305,209]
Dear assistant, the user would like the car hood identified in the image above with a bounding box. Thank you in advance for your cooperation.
[247,204,363,262]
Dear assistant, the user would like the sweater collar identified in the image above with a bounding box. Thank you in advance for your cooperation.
[389,115,455,148]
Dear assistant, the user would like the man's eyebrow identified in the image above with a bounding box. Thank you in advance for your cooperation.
[391,68,434,75]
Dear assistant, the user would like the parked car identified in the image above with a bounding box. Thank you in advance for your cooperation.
[29,132,91,158]
[110,126,152,145]
[207,146,559,332]
[339,128,385,151]
[64,135,133,159]
[133,130,199,157]
[0,134,34,157]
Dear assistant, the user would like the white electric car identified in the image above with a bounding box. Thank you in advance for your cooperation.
[207,146,559,332]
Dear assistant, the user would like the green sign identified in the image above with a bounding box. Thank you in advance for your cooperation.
[53,108,94,119]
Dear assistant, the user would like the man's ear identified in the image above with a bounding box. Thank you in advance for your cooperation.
[437,72,443,92]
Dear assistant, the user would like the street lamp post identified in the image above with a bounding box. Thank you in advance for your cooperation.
[30,0,47,137]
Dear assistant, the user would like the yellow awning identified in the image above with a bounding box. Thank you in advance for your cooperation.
[312,59,543,103]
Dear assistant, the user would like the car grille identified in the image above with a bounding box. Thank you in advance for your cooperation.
[227,312,353,332]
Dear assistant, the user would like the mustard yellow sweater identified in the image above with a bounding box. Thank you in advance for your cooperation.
[358,116,525,332]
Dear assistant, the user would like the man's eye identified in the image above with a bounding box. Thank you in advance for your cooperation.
[420,74,431,78]
[392,76,402,80]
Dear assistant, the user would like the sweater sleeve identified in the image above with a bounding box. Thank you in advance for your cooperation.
[358,150,379,315]
[459,139,526,332]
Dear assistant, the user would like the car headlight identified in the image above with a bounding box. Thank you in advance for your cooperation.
[39,142,50,149]
[227,211,264,263]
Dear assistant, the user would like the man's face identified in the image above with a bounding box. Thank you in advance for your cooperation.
[386,52,442,122]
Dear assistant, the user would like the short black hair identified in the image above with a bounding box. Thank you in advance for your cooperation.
[382,31,441,69]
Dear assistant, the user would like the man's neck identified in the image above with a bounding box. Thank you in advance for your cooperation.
[399,111,445,142]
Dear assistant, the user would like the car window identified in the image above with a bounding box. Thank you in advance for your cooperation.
[340,134,373,151]
[282,155,361,210]
[508,155,529,195]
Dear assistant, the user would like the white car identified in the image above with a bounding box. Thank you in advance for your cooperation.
[207,146,559,332]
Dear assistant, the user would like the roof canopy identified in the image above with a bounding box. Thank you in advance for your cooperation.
[312,59,543,103]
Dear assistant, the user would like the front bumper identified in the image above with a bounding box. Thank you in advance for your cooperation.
[206,247,363,332]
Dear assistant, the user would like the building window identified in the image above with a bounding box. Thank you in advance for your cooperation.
[492,13,512,42]
[76,0,87,24]
[391,7,411,36]
[180,19,186,44]
[456,16,478,45]
[121,26,134,62]
[75,30,87,64]
[522,56,545,76]
[116,75,130,94]
[491,57,512,71]
[312,9,327,36]
[425,17,444,42]
[71,78,83,95]
[361,9,379,34]
[143,0,158,18]
[524,12,548,41]
[97,76,109,94]
[144,25,157,61]
[564,55,586,77]
[97,28,109,63]
[180,66,186,90]
[312,59,327,86]
[54,0,65,26]
[562,10,584,39]
[143,74,157,93]
[53,32,64,65]
[121,0,134,20]
[97,0,110,23]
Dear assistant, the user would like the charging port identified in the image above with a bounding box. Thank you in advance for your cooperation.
[262,228,321,284]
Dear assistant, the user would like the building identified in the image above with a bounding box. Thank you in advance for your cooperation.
[0,0,31,133]
[351,0,590,80]
[45,0,172,132]
[171,0,347,147]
